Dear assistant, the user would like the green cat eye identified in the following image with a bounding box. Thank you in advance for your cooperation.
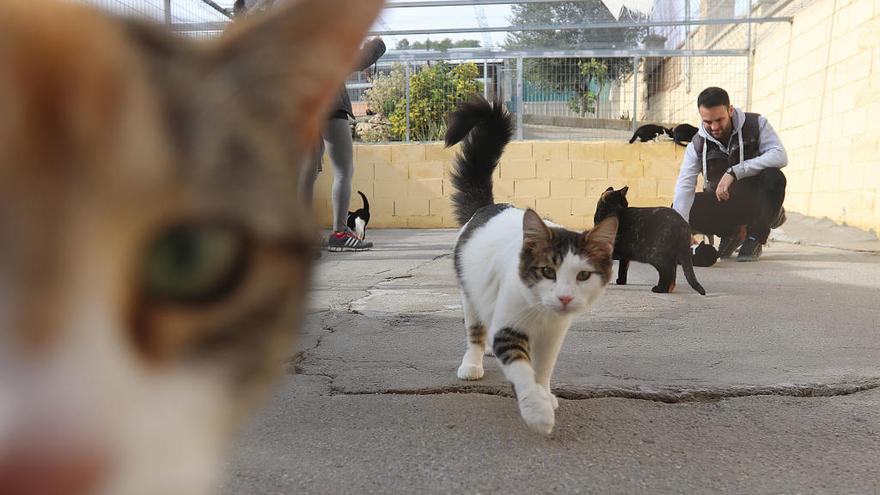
[577,271,592,282]
[541,267,556,280]
[143,223,249,304]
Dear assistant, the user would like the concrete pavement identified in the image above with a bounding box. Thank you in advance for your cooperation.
[223,227,880,494]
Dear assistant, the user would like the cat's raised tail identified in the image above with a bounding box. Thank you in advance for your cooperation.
[357,190,370,211]
[445,96,514,226]
[678,249,707,295]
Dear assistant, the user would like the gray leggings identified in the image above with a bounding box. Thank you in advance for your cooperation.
[300,118,354,232]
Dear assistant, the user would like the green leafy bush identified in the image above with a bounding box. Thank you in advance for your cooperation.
[364,62,483,142]
[365,63,406,119]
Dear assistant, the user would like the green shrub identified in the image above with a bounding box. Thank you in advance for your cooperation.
[364,63,406,119]
[365,62,484,142]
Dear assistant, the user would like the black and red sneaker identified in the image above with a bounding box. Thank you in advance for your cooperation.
[328,231,373,252]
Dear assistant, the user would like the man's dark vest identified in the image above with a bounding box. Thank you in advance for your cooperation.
[692,112,761,191]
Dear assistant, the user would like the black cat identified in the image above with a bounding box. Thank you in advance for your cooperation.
[692,240,719,267]
[594,187,706,295]
[628,124,673,143]
[347,190,371,240]
[672,123,699,147]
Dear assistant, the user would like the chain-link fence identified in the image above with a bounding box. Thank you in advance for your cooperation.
[354,60,489,143]
[349,53,749,143]
[78,0,230,39]
[72,0,769,144]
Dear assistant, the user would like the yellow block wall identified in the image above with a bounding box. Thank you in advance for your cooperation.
[312,141,683,230]
[750,0,880,233]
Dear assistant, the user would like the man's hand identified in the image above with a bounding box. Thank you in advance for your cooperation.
[716,173,735,201]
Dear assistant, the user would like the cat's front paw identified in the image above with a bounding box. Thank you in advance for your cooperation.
[517,385,555,434]
[548,391,559,410]
[616,278,627,285]
[457,364,484,380]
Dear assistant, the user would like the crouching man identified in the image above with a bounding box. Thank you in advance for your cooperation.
[673,86,788,261]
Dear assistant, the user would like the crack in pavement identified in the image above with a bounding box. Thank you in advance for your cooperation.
[292,253,453,383]
[305,356,422,372]
[294,250,880,405]
[285,310,344,375]
[343,252,451,314]
[326,378,880,403]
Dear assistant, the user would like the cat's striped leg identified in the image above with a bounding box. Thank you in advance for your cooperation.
[492,326,555,434]
[531,329,568,411]
[457,294,486,380]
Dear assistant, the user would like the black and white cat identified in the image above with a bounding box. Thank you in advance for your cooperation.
[446,97,618,435]
[628,124,673,143]
[347,190,371,240]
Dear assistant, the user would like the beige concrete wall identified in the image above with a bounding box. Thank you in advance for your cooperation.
[749,0,880,233]
[312,141,683,230]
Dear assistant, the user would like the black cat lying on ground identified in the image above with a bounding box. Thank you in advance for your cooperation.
[692,240,719,267]
[594,187,706,295]
[629,124,673,143]
[672,123,699,146]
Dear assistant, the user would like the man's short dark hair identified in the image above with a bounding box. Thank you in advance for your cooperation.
[697,87,730,108]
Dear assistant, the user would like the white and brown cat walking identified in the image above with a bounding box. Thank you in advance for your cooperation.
[445,97,618,434]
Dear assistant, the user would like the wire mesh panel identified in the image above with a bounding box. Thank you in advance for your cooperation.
[77,0,231,38]
[81,0,166,19]
[355,60,488,143]
[70,0,767,143]
[517,57,635,141]
[639,55,749,127]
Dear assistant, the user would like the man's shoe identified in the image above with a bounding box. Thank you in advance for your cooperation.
[737,235,763,262]
[328,231,373,252]
[718,235,744,259]
[771,207,787,229]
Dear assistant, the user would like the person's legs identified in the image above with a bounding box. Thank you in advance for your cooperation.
[688,190,745,240]
[690,169,787,261]
[323,118,354,233]
[322,118,373,252]
[737,168,786,261]
[297,139,325,258]
[690,179,759,258]
[299,138,323,213]
[746,167,786,243]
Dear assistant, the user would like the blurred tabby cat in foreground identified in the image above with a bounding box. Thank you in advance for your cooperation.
[0,0,383,494]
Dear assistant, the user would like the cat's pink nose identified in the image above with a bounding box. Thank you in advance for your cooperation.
[558,296,573,307]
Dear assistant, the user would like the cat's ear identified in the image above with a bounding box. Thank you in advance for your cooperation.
[210,0,385,148]
[523,209,553,245]
[605,187,614,192]
[620,186,629,197]
[585,216,618,256]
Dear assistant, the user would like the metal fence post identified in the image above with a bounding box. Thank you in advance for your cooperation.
[483,59,489,100]
[164,0,172,25]
[404,61,411,143]
[685,0,692,94]
[746,0,754,111]
[631,56,638,133]
[516,56,524,140]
